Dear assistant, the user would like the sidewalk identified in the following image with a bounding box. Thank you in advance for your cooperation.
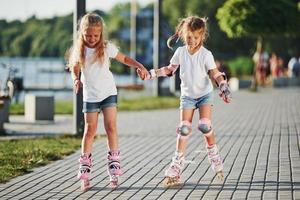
[0,88,299,199]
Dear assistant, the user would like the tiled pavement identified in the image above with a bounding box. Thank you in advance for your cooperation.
[0,88,299,199]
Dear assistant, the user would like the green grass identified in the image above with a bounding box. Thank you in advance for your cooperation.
[9,103,24,115]
[0,135,82,183]
[9,96,179,115]
[118,96,179,111]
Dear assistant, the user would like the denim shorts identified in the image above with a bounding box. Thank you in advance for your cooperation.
[83,95,118,113]
[180,92,213,109]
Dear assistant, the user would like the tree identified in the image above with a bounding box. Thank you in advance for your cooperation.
[162,0,255,58]
[216,0,300,89]
[217,0,300,38]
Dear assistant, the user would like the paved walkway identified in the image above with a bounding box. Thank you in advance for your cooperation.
[0,88,300,199]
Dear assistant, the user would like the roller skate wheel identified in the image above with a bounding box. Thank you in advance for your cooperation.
[110,180,118,188]
[80,179,90,191]
[216,171,224,182]
[109,176,118,188]
[163,176,181,188]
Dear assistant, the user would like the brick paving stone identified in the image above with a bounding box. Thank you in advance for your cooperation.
[0,88,299,199]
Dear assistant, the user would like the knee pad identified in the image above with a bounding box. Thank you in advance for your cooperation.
[176,120,192,139]
[198,118,212,134]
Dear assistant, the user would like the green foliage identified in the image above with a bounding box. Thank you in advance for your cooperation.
[0,1,299,60]
[0,135,81,183]
[162,0,255,58]
[216,0,253,38]
[0,15,73,57]
[111,60,127,74]
[162,0,188,27]
[106,3,132,74]
[217,0,300,38]
[227,56,253,78]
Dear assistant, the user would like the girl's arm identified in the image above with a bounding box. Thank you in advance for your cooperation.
[146,64,179,79]
[71,64,80,81]
[209,68,232,103]
[70,64,81,94]
[209,68,226,86]
[114,52,148,80]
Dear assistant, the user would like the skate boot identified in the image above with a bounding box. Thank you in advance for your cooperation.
[77,153,92,191]
[163,152,184,187]
[207,145,224,181]
[107,150,122,188]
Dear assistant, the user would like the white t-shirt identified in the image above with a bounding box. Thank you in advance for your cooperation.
[170,46,216,98]
[81,42,119,102]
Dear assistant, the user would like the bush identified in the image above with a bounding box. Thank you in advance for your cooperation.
[227,56,254,78]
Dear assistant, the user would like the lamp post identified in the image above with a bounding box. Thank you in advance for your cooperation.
[130,0,137,84]
[152,0,162,96]
[73,0,85,136]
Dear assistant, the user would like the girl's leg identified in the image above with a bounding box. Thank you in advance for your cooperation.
[78,112,98,190]
[102,106,121,187]
[163,109,194,187]
[102,106,118,151]
[198,105,224,181]
[198,105,214,145]
[177,109,195,154]
[82,112,99,154]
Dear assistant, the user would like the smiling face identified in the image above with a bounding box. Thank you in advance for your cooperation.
[183,29,204,53]
[83,26,101,48]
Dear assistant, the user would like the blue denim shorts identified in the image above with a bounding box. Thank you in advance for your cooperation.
[83,95,118,113]
[180,92,213,109]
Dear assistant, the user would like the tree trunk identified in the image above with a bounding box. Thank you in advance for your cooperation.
[251,37,262,91]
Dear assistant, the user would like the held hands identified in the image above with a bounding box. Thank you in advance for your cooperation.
[136,66,150,80]
[137,69,157,80]
[74,79,82,94]
[219,82,232,103]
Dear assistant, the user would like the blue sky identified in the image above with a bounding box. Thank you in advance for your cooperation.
[0,0,152,21]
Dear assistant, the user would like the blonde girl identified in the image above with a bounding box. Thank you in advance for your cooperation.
[139,16,231,187]
[68,13,148,190]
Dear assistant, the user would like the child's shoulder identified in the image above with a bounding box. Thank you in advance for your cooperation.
[199,46,214,56]
[106,41,119,49]
[200,46,211,53]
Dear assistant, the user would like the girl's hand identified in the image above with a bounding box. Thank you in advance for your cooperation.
[219,82,232,103]
[136,66,150,80]
[74,79,82,94]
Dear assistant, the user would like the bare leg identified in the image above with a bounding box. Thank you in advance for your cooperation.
[102,106,118,151]
[177,109,194,154]
[198,105,215,146]
[103,106,122,187]
[199,105,224,181]
[82,112,98,154]
[78,112,98,191]
[163,108,194,187]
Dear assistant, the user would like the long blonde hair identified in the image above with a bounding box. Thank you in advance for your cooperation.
[67,13,107,70]
[167,16,208,49]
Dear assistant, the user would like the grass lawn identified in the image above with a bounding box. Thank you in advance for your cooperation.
[9,96,179,115]
[0,135,82,183]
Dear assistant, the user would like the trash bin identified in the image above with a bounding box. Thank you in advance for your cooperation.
[0,95,10,122]
[25,94,54,122]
